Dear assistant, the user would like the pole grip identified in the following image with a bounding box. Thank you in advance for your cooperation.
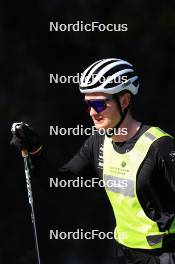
[21,149,29,157]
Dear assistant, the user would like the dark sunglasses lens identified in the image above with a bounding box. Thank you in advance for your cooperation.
[84,99,108,113]
[92,101,106,113]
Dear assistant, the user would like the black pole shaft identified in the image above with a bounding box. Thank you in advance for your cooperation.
[23,155,41,264]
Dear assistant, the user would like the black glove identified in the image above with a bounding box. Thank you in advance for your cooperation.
[10,122,42,154]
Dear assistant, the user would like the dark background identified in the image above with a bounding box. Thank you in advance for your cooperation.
[0,0,175,263]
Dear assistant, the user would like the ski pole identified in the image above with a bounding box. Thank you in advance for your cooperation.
[11,122,41,263]
[21,148,41,264]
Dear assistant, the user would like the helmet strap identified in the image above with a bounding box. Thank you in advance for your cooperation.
[106,94,131,138]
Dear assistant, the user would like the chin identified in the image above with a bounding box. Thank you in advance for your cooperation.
[94,122,109,130]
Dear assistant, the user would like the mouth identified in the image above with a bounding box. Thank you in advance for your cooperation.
[93,117,104,124]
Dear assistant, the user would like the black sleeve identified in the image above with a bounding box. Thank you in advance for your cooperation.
[60,134,95,175]
[133,134,175,232]
[148,135,175,231]
[154,135,175,192]
[30,134,96,184]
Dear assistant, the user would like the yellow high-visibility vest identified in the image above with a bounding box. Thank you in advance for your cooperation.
[103,127,175,249]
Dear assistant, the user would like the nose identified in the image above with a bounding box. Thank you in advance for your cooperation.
[89,107,98,116]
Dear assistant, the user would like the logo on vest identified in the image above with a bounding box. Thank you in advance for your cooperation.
[121,161,126,167]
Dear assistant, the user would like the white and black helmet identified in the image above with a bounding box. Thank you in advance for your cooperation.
[79,58,139,95]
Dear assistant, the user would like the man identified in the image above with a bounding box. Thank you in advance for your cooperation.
[11,58,175,264]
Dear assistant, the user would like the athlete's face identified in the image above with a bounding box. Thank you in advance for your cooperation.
[84,92,121,130]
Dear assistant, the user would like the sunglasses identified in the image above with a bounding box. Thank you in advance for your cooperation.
[84,98,112,113]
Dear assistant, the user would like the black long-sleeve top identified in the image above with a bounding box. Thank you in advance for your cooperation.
[32,124,175,253]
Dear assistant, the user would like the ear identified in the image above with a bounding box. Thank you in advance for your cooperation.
[120,93,131,111]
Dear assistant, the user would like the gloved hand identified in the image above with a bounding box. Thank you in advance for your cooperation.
[10,122,43,155]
